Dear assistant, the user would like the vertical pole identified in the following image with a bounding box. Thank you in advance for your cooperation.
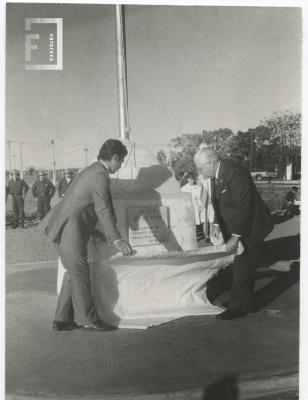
[51,139,56,185]
[7,141,12,172]
[12,154,16,169]
[20,142,23,179]
[115,5,129,141]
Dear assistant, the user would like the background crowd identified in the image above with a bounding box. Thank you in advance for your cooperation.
[5,154,300,246]
[5,168,74,229]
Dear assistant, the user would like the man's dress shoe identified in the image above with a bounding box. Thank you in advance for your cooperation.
[216,308,247,320]
[53,321,79,331]
[82,320,117,332]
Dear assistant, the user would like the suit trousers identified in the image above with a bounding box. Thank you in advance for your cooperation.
[229,244,263,313]
[37,196,51,220]
[55,219,98,325]
[12,195,25,224]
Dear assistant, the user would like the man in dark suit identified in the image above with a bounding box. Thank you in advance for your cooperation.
[6,169,29,228]
[58,168,74,198]
[31,171,56,220]
[41,139,132,331]
[194,147,273,320]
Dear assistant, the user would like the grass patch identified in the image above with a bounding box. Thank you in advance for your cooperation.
[256,183,300,212]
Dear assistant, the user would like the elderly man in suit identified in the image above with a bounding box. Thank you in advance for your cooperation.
[194,147,273,320]
[42,139,132,331]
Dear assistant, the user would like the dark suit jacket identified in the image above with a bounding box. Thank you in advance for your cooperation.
[41,162,121,244]
[58,176,73,197]
[6,178,29,196]
[31,179,55,198]
[212,159,273,250]
[285,190,296,203]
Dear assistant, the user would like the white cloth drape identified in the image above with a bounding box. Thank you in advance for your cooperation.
[57,247,234,329]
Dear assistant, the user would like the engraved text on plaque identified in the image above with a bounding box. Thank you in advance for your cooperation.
[128,206,169,247]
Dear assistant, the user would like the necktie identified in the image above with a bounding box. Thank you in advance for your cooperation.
[211,178,216,201]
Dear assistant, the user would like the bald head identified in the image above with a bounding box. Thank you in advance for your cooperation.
[194,148,219,179]
[194,148,218,164]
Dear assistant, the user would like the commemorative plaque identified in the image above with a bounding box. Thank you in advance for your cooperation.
[128,206,169,247]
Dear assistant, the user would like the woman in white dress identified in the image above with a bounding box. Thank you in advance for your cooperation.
[198,175,215,243]
[181,174,204,241]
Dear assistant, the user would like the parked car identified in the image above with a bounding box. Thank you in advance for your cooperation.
[250,171,278,181]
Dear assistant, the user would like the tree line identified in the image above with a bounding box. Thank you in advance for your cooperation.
[157,110,301,180]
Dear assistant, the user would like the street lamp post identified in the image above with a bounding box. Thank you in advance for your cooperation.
[12,154,16,170]
[20,142,23,179]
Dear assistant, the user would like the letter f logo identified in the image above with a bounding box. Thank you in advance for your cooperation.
[24,18,63,70]
[25,19,40,62]
[25,34,39,62]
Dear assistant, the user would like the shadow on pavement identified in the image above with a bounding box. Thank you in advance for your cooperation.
[253,261,299,312]
[206,234,300,310]
[271,213,294,225]
[202,374,239,400]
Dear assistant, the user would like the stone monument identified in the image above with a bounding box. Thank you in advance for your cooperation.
[93,141,198,261]
[89,141,232,328]
[57,141,232,328]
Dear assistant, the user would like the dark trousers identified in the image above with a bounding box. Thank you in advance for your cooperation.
[229,245,263,313]
[196,224,205,241]
[37,196,51,219]
[12,195,25,225]
[55,220,98,325]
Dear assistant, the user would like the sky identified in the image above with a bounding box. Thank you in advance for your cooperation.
[5,4,302,169]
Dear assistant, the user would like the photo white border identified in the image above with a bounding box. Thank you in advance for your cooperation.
[1,1,306,399]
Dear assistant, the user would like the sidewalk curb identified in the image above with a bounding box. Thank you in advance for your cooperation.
[6,373,298,400]
[6,259,58,275]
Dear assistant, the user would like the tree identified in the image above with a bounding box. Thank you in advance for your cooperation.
[201,129,234,156]
[252,125,280,172]
[170,133,202,179]
[262,111,301,178]
[169,130,235,179]
[242,125,279,171]
[227,130,251,165]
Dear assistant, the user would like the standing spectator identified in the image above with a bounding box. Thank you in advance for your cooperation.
[32,171,55,220]
[198,143,217,244]
[181,174,204,241]
[284,186,300,217]
[58,169,74,198]
[6,170,29,228]
[199,175,217,244]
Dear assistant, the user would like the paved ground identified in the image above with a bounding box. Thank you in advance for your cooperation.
[6,216,300,399]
